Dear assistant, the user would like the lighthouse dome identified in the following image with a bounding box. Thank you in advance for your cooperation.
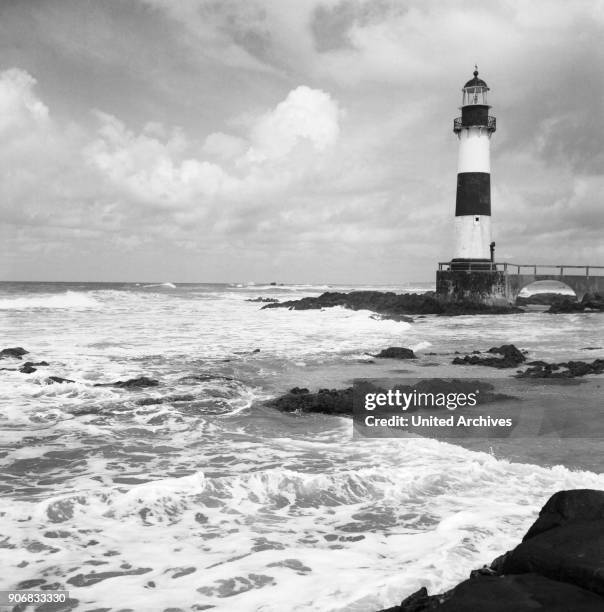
[464,69,488,90]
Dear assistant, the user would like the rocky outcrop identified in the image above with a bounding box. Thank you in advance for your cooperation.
[452,344,526,368]
[262,291,522,316]
[548,293,604,313]
[268,387,353,415]
[516,293,575,306]
[46,376,75,384]
[377,489,604,612]
[0,347,29,359]
[94,376,159,388]
[269,380,509,417]
[246,297,279,303]
[374,347,416,359]
[517,359,604,378]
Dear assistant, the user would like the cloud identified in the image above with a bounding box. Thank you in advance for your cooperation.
[84,85,342,211]
[245,86,341,162]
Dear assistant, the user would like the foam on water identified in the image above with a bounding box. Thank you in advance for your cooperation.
[0,291,100,310]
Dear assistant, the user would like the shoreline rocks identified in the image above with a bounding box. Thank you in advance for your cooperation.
[374,347,416,360]
[94,376,159,388]
[518,359,604,379]
[452,344,526,368]
[262,291,522,316]
[0,347,29,359]
[547,292,604,313]
[377,489,604,611]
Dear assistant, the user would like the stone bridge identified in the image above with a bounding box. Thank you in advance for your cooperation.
[436,263,604,305]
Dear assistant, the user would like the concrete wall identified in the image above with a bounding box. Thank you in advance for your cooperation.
[436,270,508,305]
[436,271,604,304]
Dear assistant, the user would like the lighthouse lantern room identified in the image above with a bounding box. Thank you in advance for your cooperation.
[451,67,496,270]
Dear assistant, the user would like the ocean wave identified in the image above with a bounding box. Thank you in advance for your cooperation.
[0,291,100,310]
[142,282,177,289]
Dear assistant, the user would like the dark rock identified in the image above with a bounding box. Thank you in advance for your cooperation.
[452,344,526,368]
[497,522,604,596]
[547,293,604,313]
[270,380,508,417]
[547,299,585,313]
[374,347,416,359]
[19,364,37,374]
[378,574,604,612]
[94,376,159,388]
[522,489,604,541]
[268,387,353,415]
[246,297,279,303]
[370,313,414,323]
[0,347,29,359]
[135,394,195,406]
[23,361,49,367]
[517,359,604,379]
[47,376,75,384]
[262,291,521,316]
[516,292,576,306]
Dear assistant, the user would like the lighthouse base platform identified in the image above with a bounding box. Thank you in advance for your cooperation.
[437,262,604,305]
[436,269,508,306]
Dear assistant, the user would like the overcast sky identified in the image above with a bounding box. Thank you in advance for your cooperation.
[1,0,603,283]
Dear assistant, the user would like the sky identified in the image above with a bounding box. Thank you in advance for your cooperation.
[1,0,603,283]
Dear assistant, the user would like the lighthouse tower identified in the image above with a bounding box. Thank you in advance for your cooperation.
[451,68,496,270]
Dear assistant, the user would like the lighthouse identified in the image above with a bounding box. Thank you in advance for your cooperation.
[451,68,496,270]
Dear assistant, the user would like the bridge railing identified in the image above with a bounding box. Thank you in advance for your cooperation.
[438,262,604,277]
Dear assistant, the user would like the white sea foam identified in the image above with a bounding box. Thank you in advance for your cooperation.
[0,291,100,310]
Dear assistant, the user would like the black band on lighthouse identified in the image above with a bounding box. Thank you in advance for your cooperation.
[455,172,491,216]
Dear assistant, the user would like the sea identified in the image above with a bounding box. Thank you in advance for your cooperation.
[1,281,603,612]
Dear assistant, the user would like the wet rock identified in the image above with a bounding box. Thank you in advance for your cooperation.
[136,394,195,406]
[246,297,279,303]
[547,293,604,313]
[516,293,576,306]
[497,522,604,596]
[19,364,37,373]
[94,376,159,388]
[378,574,604,611]
[262,291,521,316]
[0,347,29,359]
[23,361,49,367]
[374,347,416,359]
[518,489,604,541]
[452,344,526,368]
[46,376,75,384]
[370,313,414,323]
[268,387,353,415]
[517,359,604,379]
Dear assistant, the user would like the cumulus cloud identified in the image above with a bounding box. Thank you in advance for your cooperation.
[84,85,341,210]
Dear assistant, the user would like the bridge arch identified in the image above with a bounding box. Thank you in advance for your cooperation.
[516,280,577,304]
[506,274,604,303]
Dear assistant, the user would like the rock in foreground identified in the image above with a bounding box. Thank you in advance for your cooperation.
[377,489,604,611]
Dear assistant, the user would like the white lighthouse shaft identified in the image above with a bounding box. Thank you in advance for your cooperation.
[454,126,492,260]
